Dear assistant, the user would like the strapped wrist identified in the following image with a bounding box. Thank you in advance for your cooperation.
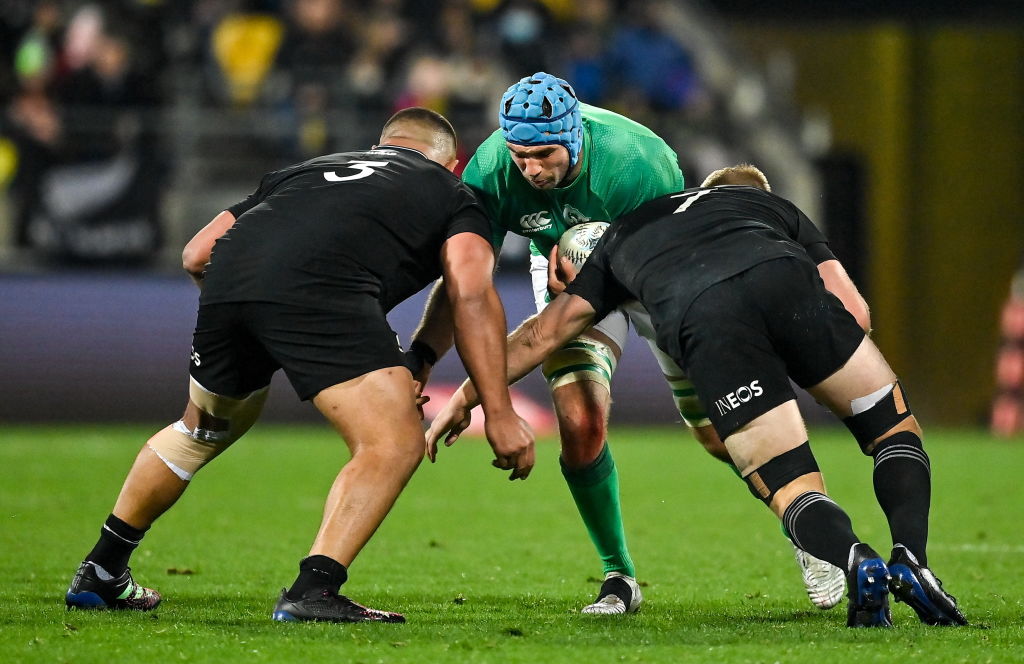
[409,340,438,366]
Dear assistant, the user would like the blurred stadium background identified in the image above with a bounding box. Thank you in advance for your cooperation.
[1,0,1022,431]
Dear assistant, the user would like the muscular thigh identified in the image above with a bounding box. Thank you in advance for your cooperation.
[723,400,808,475]
[313,366,423,453]
[806,336,898,418]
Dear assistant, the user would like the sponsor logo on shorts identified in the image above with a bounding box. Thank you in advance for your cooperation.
[714,380,763,415]
[519,211,552,233]
[190,346,202,367]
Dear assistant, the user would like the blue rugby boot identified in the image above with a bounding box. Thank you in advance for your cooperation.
[845,543,893,628]
[888,545,968,626]
[272,588,405,623]
[66,561,162,611]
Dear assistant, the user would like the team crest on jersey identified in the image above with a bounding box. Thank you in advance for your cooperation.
[563,205,591,227]
[519,211,552,233]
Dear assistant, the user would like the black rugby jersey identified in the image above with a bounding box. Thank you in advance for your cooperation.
[565,185,835,360]
[200,146,490,312]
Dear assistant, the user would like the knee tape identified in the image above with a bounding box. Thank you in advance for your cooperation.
[664,374,712,428]
[843,381,923,456]
[149,378,269,480]
[542,338,616,391]
[744,442,820,505]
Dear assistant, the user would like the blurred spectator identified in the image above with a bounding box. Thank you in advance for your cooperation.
[598,0,707,119]
[277,0,354,87]
[437,0,509,124]
[347,7,408,119]
[485,0,556,76]
[395,0,507,153]
[394,53,451,114]
[991,258,1024,437]
[3,0,67,247]
[207,9,284,107]
[11,1,65,92]
[271,0,357,157]
[7,4,170,264]
[555,0,615,102]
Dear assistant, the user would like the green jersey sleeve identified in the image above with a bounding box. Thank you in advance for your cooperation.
[462,130,512,251]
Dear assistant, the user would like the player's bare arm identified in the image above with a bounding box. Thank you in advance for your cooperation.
[817,259,871,333]
[442,231,536,480]
[426,292,596,460]
[409,237,503,386]
[181,210,238,288]
[406,279,454,389]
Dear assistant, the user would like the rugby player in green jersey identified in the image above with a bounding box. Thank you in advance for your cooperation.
[408,73,844,613]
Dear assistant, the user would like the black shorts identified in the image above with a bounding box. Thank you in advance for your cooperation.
[679,258,865,438]
[189,300,404,401]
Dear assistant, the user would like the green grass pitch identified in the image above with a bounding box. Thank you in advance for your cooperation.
[2,424,1022,662]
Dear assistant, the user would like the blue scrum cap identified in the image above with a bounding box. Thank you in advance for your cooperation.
[499,72,583,167]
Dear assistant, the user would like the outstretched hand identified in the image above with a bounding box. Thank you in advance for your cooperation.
[424,396,535,481]
[424,397,473,462]
[484,410,535,481]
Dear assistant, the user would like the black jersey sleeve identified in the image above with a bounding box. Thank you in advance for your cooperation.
[784,200,835,264]
[564,236,631,320]
[225,164,297,218]
[225,172,273,218]
[445,183,492,242]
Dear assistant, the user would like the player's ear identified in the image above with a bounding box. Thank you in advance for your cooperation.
[444,157,459,173]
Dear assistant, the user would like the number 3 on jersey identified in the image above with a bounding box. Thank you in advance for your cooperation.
[323,160,389,182]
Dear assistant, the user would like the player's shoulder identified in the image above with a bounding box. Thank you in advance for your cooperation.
[466,130,511,171]
[581,103,669,145]
[464,130,516,192]
[581,103,678,172]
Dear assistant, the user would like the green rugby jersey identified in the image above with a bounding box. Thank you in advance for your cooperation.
[462,103,684,257]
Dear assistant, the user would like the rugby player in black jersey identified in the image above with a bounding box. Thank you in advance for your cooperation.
[427,165,967,628]
[65,108,535,623]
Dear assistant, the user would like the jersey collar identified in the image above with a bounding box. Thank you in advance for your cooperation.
[371,144,429,160]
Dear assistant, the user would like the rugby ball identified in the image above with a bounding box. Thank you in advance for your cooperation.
[557,221,610,270]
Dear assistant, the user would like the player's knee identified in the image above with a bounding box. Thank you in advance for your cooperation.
[351,436,424,478]
[842,381,924,456]
[149,383,267,481]
[369,440,423,469]
[542,338,616,393]
[149,421,236,482]
[743,442,820,506]
[556,401,608,447]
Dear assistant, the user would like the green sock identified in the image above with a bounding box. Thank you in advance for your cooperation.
[560,444,635,578]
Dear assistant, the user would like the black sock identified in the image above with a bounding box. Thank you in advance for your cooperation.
[782,492,860,570]
[85,514,148,576]
[287,555,348,599]
[872,433,931,565]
